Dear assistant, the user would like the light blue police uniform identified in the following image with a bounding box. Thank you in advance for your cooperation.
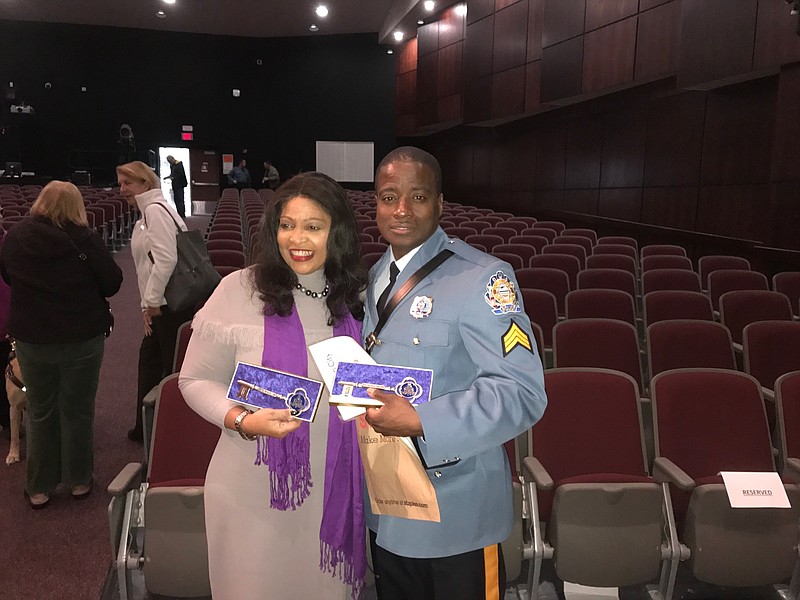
[363,227,547,559]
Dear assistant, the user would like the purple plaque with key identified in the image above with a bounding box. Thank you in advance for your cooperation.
[331,362,433,407]
[227,361,324,423]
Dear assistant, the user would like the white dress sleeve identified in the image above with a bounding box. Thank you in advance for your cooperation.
[179,269,263,428]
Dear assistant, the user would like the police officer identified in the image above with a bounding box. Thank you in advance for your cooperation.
[363,146,547,600]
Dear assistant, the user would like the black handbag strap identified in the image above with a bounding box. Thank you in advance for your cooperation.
[144,202,183,234]
[366,249,454,353]
[144,202,185,264]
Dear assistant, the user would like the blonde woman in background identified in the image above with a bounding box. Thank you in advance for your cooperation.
[116,161,192,442]
[0,181,122,508]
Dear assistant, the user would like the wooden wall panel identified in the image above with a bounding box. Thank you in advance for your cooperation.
[635,0,679,82]
[640,0,672,9]
[535,126,567,189]
[525,60,542,111]
[542,0,586,47]
[598,188,642,221]
[564,189,599,214]
[464,75,493,122]
[677,0,757,88]
[491,143,514,192]
[468,0,497,25]
[418,21,440,56]
[773,182,800,250]
[600,106,646,188]
[439,6,467,48]
[438,95,463,122]
[396,113,416,136]
[585,0,638,31]
[700,79,776,186]
[644,92,706,186]
[438,42,463,98]
[496,0,523,10]
[772,65,800,182]
[494,0,529,72]
[492,66,526,118]
[582,16,637,93]
[417,52,439,102]
[464,16,495,80]
[565,117,602,188]
[509,131,537,191]
[417,100,438,127]
[527,0,544,62]
[641,187,698,230]
[396,71,417,115]
[397,38,418,75]
[696,185,772,242]
[754,0,800,69]
[540,37,584,102]
[532,189,566,211]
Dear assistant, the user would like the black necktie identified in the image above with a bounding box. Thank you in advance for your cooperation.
[376,261,399,313]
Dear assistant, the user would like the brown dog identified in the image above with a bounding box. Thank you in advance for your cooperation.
[5,348,27,465]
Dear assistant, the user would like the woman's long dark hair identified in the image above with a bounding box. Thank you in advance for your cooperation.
[249,172,368,324]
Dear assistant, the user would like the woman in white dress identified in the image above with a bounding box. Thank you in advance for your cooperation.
[179,173,369,599]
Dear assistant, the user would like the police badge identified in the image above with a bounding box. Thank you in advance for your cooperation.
[484,270,522,315]
[409,295,433,319]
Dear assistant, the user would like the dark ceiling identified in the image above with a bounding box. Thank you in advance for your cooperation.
[0,0,430,44]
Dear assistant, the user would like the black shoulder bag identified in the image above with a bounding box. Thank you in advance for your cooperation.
[146,203,221,312]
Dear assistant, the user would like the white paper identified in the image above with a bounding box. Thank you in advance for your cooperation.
[309,336,419,455]
[719,471,791,508]
[309,336,374,420]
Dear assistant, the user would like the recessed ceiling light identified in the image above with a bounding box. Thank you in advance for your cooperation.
[424,1,435,11]
[417,20,424,25]
[315,5,328,18]
[162,0,176,4]
[309,24,319,31]
[393,30,404,42]
[387,49,394,54]
[454,4,467,16]
[156,10,166,18]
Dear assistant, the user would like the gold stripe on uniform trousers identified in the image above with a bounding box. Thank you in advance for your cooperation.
[483,544,500,600]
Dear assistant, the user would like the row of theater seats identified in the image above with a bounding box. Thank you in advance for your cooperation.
[202,187,278,276]
[106,191,800,600]
[351,195,800,598]
[0,183,135,250]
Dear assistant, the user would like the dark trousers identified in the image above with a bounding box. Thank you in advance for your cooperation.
[134,305,193,432]
[370,530,506,600]
[172,185,186,218]
[16,335,105,494]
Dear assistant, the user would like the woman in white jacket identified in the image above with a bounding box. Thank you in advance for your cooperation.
[117,161,193,442]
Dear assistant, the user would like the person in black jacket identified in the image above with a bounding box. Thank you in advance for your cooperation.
[165,155,188,218]
[0,181,123,509]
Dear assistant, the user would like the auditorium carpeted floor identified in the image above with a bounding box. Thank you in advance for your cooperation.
[0,216,208,600]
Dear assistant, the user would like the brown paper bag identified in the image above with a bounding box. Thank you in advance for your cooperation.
[356,416,441,522]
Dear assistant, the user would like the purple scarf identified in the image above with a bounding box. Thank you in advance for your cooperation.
[256,306,365,599]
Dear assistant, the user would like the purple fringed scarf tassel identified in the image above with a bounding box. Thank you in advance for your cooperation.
[259,305,366,599]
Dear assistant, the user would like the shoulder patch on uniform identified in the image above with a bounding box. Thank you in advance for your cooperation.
[484,270,522,315]
[502,320,533,356]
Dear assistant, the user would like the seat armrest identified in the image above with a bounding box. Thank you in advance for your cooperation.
[653,457,695,491]
[142,386,159,408]
[732,342,743,354]
[107,462,143,496]
[784,457,800,484]
[522,456,553,490]
[760,386,775,403]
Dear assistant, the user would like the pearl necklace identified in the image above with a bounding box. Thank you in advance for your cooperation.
[295,282,329,298]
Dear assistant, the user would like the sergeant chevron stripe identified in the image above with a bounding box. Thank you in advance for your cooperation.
[501,320,533,356]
